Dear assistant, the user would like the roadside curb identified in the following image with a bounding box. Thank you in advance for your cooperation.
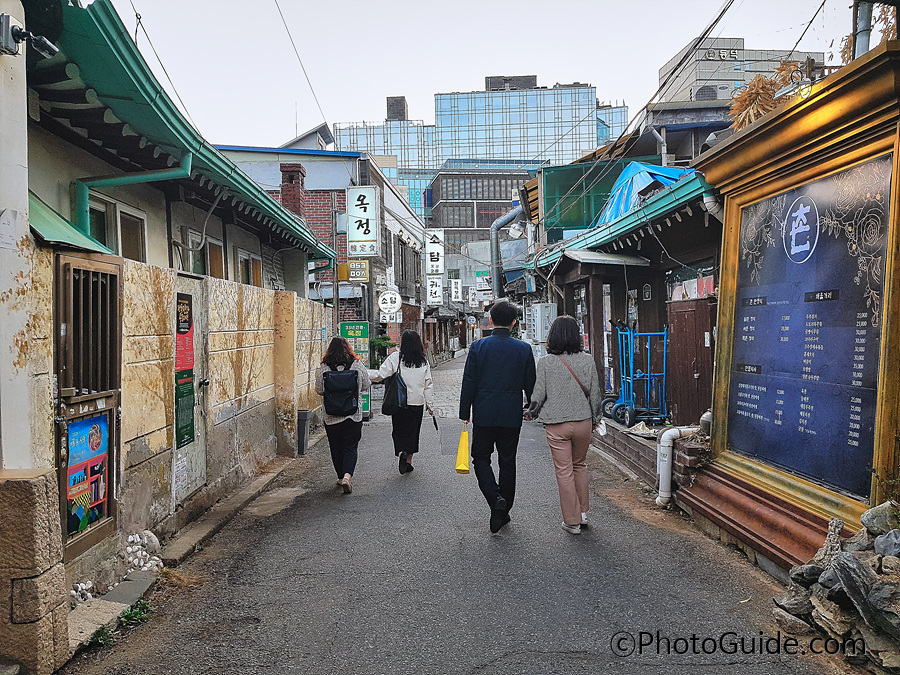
[67,570,157,654]
[160,429,328,567]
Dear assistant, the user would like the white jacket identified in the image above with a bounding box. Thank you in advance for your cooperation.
[370,350,434,408]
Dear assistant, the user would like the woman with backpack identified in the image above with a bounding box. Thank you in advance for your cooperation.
[315,337,371,493]
[526,315,603,535]
[370,330,434,474]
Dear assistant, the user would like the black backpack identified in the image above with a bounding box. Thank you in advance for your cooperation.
[323,366,359,417]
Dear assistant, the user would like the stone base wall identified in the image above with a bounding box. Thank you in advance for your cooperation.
[0,469,69,674]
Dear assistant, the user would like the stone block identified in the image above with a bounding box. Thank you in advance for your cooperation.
[861,501,900,536]
[0,600,68,675]
[11,563,66,624]
[0,470,61,575]
[120,358,174,443]
[117,449,173,535]
[122,261,175,337]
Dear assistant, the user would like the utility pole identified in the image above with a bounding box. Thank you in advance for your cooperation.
[332,191,339,337]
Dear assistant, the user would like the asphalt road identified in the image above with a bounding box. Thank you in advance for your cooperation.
[64,354,847,675]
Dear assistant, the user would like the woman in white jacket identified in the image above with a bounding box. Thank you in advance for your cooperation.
[370,330,434,474]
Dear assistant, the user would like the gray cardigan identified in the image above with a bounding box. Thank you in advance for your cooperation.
[528,351,604,425]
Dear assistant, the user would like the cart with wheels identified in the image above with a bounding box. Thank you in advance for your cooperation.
[609,325,669,428]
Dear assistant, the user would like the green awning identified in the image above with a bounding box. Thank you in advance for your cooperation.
[29,190,113,254]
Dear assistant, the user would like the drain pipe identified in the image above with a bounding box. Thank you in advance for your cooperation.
[74,153,193,235]
[702,193,724,223]
[854,2,874,59]
[656,426,700,507]
[490,205,523,298]
[649,126,667,167]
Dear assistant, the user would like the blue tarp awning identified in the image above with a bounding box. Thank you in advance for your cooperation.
[592,162,693,227]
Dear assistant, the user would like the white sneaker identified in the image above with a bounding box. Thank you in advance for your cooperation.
[581,513,589,529]
[561,522,581,535]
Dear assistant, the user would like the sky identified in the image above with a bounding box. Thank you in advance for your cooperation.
[102,0,857,149]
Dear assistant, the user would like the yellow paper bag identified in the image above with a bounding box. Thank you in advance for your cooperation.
[456,423,470,474]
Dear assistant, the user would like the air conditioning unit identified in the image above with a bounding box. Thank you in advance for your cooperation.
[528,303,557,343]
[375,275,386,286]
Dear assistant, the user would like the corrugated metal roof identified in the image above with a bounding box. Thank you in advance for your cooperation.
[28,191,113,254]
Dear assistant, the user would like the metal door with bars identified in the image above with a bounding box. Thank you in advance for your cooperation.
[55,254,122,561]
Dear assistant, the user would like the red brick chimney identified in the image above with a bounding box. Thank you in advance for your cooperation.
[279,163,307,218]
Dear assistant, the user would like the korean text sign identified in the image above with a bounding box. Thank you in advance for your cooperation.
[346,186,380,257]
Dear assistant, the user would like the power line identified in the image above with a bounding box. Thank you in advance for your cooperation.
[127,0,198,129]
[787,0,828,63]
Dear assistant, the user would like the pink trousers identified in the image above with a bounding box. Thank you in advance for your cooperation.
[544,419,592,527]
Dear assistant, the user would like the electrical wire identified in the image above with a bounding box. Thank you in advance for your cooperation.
[786,0,828,63]
[127,0,198,130]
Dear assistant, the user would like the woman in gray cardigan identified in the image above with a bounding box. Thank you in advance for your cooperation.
[527,315,603,534]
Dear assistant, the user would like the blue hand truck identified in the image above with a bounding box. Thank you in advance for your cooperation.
[601,320,669,428]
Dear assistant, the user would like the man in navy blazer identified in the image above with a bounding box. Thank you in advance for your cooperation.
[459,300,536,533]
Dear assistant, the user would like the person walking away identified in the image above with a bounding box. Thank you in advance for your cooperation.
[370,330,434,474]
[459,300,536,533]
[527,316,603,534]
[315,337,371,493]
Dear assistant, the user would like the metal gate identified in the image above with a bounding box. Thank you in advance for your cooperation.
[172,274,208,504]
[55,254,122,561]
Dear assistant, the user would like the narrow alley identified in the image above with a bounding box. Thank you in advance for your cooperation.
[61,356,842,675]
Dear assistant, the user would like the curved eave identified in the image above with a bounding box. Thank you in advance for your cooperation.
[58,0,335,262]
[535,173,715,269]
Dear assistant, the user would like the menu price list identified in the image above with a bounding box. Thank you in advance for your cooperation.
[728,292,878,498]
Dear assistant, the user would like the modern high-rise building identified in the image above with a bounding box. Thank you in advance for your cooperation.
[660,37,824,103]
[334,77,628,225]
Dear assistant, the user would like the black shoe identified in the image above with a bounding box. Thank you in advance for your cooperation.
[399,453,408,474]
[405,464,414,473]
[490,497,509,533]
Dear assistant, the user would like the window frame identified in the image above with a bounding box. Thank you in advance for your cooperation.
[234,247,263,287]
[88,193,148,262]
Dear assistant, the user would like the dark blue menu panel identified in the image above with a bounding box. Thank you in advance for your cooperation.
[727,155,892,499]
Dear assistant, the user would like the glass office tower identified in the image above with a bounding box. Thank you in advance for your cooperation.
[334,78,625,224]
[433,85,597,166]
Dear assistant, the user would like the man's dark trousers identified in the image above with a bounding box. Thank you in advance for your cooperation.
[472,425,521,510]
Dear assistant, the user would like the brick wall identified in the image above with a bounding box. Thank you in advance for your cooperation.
[279,163,307,219]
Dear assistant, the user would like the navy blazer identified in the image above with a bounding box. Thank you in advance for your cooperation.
[459,328,536,428]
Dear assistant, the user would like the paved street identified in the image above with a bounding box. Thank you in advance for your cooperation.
[63,354,844,675]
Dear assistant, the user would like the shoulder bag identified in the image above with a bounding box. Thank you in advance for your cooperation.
[557,355,589,398]
[381,357,408,416]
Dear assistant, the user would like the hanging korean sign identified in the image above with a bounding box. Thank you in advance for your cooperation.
[451,278,463,302]
[425,230,445,275]
[426,276,443,306]
[346,186,381,257]
[340,322,370,414]
[726,155,892,499]
[175,293,195,449]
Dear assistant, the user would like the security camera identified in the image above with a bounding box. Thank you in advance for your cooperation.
[30,34,58,59]
[1,18,59,60]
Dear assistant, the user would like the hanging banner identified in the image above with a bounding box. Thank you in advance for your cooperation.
[426,275,443,306]
[346,186,381,257]
[727,155,892,498]
[175,293,195,449]
[451,278,463,302]
[425,229,445,275]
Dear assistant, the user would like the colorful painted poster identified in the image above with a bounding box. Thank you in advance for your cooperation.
[175,293,195,449]
[66,414,109,537]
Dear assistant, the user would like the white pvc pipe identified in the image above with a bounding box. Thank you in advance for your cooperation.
[703,194,724,223]
[656,426,700,506]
